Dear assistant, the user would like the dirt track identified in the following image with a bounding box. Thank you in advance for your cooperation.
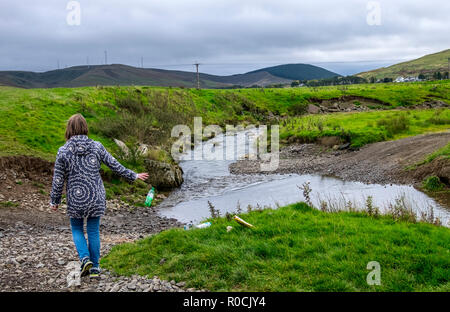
[230,131,450,187]
[0,162,197,292]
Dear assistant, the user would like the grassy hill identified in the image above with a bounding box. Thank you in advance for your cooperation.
[0,63,337,89]
[248,63,339,81]
[0,65,228,89]
[357,49,450,80]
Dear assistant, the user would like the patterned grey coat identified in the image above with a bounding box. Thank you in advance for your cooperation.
[50,135,137,218]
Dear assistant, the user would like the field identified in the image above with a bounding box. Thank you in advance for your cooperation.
[102,203,450,292]
[280,109,450,148]
[1,80,449,159]
[0,81,448,203]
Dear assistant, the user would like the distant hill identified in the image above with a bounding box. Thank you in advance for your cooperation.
[357,49,450,80]
[0,65,227,89]
[248,63,339,80]
[0,63,339,89]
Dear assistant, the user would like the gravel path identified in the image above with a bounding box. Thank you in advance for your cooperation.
[0,170,206,292]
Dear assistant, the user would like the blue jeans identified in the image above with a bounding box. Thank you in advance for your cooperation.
[70,217,101,268]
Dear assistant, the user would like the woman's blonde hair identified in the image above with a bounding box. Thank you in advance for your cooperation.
[65,114,89,140]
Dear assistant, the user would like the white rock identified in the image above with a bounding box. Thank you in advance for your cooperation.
[114,139,130,157]
[66,270,81,288]
[137,144,149,156]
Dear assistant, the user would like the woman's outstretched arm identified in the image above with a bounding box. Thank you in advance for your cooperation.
[98,143,148,182]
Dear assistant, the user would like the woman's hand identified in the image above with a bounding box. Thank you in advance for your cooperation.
[51,204,58,211]
[137,173,149,181]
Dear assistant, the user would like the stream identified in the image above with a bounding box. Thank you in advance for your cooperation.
[157,129,449,226]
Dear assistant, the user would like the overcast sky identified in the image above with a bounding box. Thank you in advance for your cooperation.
[0,0,449,75]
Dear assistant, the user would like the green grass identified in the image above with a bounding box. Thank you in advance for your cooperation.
[101,203,450,292]
[190,80,450,116]
[1,81,449,160]
[0,86,118,160]
[422,143,450,164]
[280,109,450,148]
[406,142,450,172]
[103,173,149,206]
[422,176,445,192]
[0,201,19,208]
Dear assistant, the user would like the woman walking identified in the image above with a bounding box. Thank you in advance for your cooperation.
[50,114,148,278]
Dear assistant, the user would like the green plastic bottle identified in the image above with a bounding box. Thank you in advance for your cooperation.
[145,187,155,207]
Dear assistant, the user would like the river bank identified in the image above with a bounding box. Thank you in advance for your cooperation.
[229,131,450,206]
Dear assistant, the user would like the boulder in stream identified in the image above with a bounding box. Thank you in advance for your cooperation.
[144,159,184,190]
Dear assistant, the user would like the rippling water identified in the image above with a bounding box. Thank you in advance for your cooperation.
[157,130,449,225]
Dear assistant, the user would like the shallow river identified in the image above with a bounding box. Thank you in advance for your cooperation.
[157,130,449,226]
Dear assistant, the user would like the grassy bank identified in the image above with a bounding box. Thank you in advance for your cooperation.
[280,108,450,148]
[101,203,450,292]
[192,79,450,112]
[413,142,450,202]
[419,143,450,165]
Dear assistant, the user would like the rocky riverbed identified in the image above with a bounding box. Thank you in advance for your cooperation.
[230,132,450,192]
[0,170,206,292]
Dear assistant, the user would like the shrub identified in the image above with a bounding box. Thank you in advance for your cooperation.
[386,195,416,223]
[427,109,450,125]
[92,90,196,147]
[422,176,445,191]
[287,102,308,116]
[376,113,410,137]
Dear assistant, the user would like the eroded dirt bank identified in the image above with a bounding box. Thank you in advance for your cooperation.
[230,132,450,199]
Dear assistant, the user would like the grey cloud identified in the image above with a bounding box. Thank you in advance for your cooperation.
[0,0,448,75]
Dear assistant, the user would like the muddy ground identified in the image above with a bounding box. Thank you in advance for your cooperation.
[0,160,206,292]
[230,131,450,206]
